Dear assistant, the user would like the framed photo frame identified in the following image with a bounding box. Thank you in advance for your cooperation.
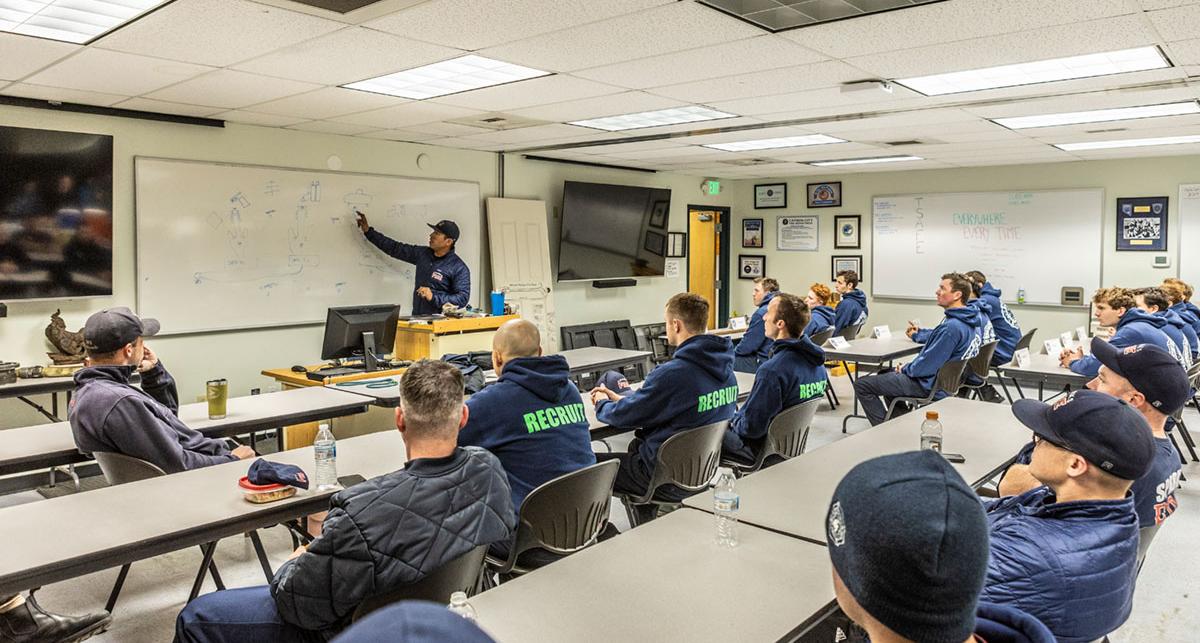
[667,232,687,258]
[834,214,861,249]
[648,200,669,229]
[754,183,787,209]
[742,218,764,248]
[1115,196,1167,251]
[643,230,666,256]
[830,255,862,281]
[739,254,766,280]
[808,181,842,208]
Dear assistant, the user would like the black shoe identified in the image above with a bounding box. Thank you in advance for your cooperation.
[0,594,111,643]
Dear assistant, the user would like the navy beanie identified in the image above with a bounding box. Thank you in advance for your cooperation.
[826,450,989,643]
[331,601,494,643]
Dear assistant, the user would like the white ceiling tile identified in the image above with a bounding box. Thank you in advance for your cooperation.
[429,74,623,111]
[1,83,126,107]
[1147,5,1200,42]
[147,70,321,109]
[286,121,380,136]
[848,15,1159,79]
[616,115,765,136]
[766,143,888,162]
[23,49,212,96]
[358,129,443,142]
[782,0,1136,58]
[559,140,685,155]
[706,85,923,117]
[94,0,343,67]
[607,146,735,161]
[458,123,598,145]
[1068,143,1200,159]
[332,102,486,128]
[113,97,224,117]
[671,125,816,145]
[1165,38,1200,66]
[509,91,684,122]
[1029,123,1200,143]
[572,35,827,90]
[429,137,503,150]
[214,110,308,127]
[647,61,867,104]
[0,33,79,81]
[232,27,463,86]
[247,87,407,120]
[802,109,983,134]
[1136,0,1198,9]
[478,2,762,72]
[401,121,494,137]
[988,113,1200,139]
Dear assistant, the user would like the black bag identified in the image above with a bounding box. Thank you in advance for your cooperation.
[440,353,488,395]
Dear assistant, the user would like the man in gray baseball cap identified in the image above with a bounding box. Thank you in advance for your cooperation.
[69,307,254,473]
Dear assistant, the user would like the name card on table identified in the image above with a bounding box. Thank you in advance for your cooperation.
[1060,331,1075,349]
[873,325,892,339]
[1014,348,1032,368]
[729,316,748,330]
[1076,326,1088,341]
[828,336,851,350]
[1043,338,1064,355]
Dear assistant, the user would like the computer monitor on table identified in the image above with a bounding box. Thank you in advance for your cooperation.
[320,304,400,372]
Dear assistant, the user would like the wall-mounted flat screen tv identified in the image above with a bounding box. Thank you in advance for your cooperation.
[0,125,113,300]
[557,181,670,282]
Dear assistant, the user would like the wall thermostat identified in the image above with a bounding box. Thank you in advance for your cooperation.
[1061,286,1084,306]
[1153,256,1171,269]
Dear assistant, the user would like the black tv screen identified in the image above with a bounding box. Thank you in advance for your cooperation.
[557,181,670,282]
[0,125,113,300]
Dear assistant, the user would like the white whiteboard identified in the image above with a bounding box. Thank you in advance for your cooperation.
[1178,184,1200,285]
[135,157,481,334]
[871,189,1103,306]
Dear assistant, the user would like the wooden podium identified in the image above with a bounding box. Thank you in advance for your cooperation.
[392,314,519,361]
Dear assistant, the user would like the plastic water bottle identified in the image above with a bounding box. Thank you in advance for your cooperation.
[314,423,338,490]
[447,591,477,622]
[1017,287,1026,304]
[713,467,740,548]
[920,411,943,453]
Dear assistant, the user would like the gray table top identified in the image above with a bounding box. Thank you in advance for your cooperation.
[996,352,1090,384]
[0,376,76,399]
[0,430,407,595]
[557,346,652,372]
[469,508,836,643]
[823,335,923,362]
[684,397,1031,544]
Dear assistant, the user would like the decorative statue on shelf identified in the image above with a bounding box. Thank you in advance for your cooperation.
[45,309,86,364]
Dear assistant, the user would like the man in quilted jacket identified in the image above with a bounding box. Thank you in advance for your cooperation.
[174,360,516,642]
[981,390,1154,643]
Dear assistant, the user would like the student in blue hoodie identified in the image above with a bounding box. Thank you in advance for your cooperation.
[966,271,1022,365]
[856,273,983,425]
[723,293,827,464]
[591,293,738,521]
[832,270,868,334]
[803,282,837,337]
[734,277,778,373]
[1162,279,1200,349]
[1060,287,1176,376]
[908,284,998,397]
[460,319,596,511]
[1136,286,1197,364]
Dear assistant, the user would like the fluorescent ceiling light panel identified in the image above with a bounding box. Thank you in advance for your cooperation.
[809,155,924,167]
[342,55,551,100]
[994,101,1200,129]
[0,0,170,44]
[704,134,845,152]
[897,47,1170,96]
[570,106,736,132]
[1054,134,1200,151]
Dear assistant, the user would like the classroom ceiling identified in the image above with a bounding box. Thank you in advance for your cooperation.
[1,0,1199,178]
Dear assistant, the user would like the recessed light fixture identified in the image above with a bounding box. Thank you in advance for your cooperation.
[0,0,170,44]
[570,106,736,132]
[809,155,924,167]
[1054,134,1200,151]
[343,55,551,100]
[897,46,1171,96]
[703,134,845,152]
[993,101,1200,129]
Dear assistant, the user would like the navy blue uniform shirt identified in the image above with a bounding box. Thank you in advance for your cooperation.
[364,227,471,315]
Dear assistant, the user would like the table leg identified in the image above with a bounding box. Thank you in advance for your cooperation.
[16,395,59,422]
[840,360,874,433]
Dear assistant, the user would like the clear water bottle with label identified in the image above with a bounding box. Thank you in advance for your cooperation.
[447,591,477,622]
[314,423,338,490]
[920,411,943,453]
[713,467,740,548]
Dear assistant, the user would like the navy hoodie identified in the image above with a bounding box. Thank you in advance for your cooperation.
[596,334,738,481]
[832,289,868,333]
[979,283,1022,364]
[735,290,776,362]
[901,305,984,393]
[69,363,235,473]
[460,355,596,510]
[364,228,470,315]
[723,336,826,462]
[1156,309,1194,367]
[1069,308,1175,377]
[1169,302,1200,356]
[803,305,836,338]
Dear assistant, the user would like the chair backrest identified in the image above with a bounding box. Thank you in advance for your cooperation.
[615,326,639,351]
[499,460,619,571]
[967,341,999,380]
[352,544,488,622]
[809,327,835,346]
[760,398,821,464]
[94,451,166,485]
[1136,524,1161,572]
[838,323,863,341]
[564,330,595,350]
[593,328,618,348]
[644,421,728,501]
[1014,328,1037,352]
[933,359,970,395]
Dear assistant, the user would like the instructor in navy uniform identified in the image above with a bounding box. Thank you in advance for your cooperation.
[356,212,471,316]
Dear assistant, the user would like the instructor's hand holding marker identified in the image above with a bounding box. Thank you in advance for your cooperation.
[354,210,369,234]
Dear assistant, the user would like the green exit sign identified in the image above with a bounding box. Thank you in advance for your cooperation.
[703,179,721,195]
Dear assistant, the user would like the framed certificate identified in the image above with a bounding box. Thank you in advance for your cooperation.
[742,218,763,248]
[834,214,861,249]
[808,181,842,208]
[754,183,787,209]
[739,255,766,280]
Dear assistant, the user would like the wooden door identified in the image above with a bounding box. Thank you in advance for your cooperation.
[688,208,720,329]
[485,197,559,352]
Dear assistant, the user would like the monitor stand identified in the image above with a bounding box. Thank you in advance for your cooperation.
[362,331,379,372]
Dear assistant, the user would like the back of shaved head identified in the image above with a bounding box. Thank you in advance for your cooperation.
[494,319,542,360]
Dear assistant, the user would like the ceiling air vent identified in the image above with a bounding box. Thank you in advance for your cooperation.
[446,113,551,131]
[883,140,923,146]
[285,0,385,12]
[720,158,779,166]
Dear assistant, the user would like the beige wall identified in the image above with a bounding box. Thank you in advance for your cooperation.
[726,155,1200,344]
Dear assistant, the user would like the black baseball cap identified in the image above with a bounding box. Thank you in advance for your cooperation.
[83,307,160,353]
[427,220,460,241]
[1011,389,1155,480]
[1090,338,1190,414]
